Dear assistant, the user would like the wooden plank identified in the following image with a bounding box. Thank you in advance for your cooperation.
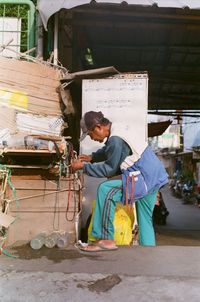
[6,178,82,211]
[10,178,81,190]
[0,82,60,102]
[1,149,57,154]
[5,175,82,245]
[0,57,62,116]
[7,189,81,210]
[1,165,53,169]
[9,206,79,212]
[0,57,61,80]
[0,71,60,90]
[0,86,61,115]
[6,211,77,245]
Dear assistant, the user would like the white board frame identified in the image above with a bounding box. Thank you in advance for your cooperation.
[81,73,148,154]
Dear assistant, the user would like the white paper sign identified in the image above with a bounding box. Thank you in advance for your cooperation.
[81,74,148,153]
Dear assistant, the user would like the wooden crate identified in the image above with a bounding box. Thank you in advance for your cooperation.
[5,175,82,245]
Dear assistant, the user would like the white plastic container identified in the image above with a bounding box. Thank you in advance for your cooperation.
[30,232,46,250]
[56,232,69,248]
[44,232,59,248]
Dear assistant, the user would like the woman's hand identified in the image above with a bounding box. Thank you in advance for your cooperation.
[71,159,84,172]
[78,154,92,162]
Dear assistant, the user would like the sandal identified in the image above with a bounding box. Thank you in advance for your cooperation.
[78,245,105,253]
[93,240,118,251]
[77,240,118,253]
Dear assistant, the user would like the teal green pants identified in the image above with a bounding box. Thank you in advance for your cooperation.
[91,179,157,246]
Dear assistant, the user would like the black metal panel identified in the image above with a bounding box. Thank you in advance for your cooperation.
[60,4,200,109]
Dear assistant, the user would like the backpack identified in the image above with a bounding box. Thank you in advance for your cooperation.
[121,146,168,204]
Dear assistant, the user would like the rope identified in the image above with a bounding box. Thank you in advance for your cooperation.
[0,165,19,258]
[65,143,78,221]
[0,237,17,259]
[53,179,60,231]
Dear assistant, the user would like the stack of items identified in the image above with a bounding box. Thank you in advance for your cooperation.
[0,56,66,151]
[0,57,82,248]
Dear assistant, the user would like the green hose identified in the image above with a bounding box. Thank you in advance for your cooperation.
[0,165,19,258]
[1,248,18,258]
[0,239,18,259]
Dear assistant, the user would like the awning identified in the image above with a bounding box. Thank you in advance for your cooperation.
[38,0,200,29]
[148,120,172,137]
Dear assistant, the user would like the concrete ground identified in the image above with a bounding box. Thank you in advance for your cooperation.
[155,186,200,246]
[0,186,200,302]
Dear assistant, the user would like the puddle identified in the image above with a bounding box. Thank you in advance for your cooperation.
[9,244,100,263]
[87,274,121,293]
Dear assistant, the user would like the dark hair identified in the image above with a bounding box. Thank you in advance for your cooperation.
[90,117,110,130]
[80,111,111,141]
[99,117,110,126]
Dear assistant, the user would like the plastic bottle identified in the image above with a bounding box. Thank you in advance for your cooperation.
[68,230,76,245]
[44,232,59,248]
[25,137,41,149]
[25,137,54,151]
[3,137,25,148]
[30,232,46,250]
[56,232,69,248]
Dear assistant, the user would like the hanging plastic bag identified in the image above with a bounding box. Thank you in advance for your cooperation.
[114,203,134,245]
[88,201,134,245]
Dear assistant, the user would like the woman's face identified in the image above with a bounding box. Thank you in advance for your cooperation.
[88,125,107,143]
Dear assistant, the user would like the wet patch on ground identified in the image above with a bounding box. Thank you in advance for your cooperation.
[8,244,101,262]
[77,274,122,293]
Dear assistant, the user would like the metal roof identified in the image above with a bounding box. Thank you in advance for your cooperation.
[38,0,200,110]
[38,0,200,29]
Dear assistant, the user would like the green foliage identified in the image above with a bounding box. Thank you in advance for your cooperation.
[0,3,28,17]
[182,170,195,183]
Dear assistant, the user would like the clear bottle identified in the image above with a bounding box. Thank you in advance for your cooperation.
[3,137,25,148]
[25,136,54,151]
[68,230,76,245]
[30,232,46,250]
[44,232,59,248]
[25,137,41,149]
[56,232,69,248]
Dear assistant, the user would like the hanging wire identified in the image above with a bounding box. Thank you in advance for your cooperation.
[65,142,79,222]
[181,119,200,125]
[0,165,19,259]
[53,178,60,231]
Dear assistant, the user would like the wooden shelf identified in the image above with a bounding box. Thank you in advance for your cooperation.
[0,149,58,154]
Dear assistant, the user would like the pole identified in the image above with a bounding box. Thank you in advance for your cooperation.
[53,13,58,65]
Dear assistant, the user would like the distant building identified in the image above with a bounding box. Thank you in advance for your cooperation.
[183,114,200,151]
[149,113,200,182]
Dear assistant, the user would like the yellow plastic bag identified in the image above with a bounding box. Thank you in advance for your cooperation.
[114,203,134,245]
[88,201,134,245]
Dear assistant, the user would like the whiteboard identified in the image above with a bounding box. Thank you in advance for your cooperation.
[81,74,148,154]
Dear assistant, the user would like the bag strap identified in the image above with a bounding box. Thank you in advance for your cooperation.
[125,176,129,208]
[125,175,135,207]
[130,175,134,204]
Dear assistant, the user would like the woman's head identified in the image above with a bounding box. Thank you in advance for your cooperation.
[80,111,111,142]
